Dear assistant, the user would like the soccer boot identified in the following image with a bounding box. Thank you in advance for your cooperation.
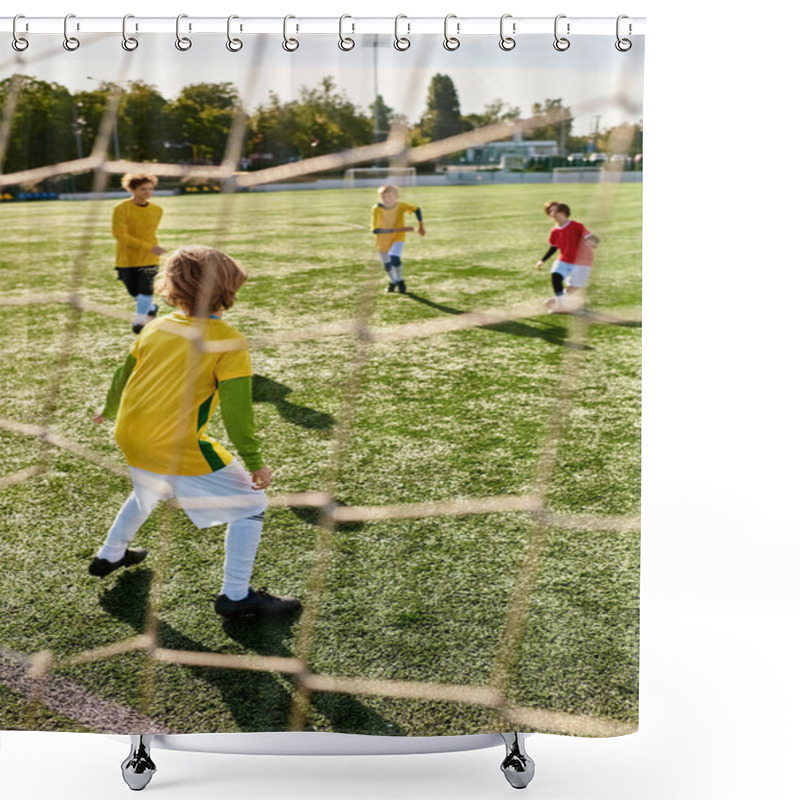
[397,280,407,293]
[147,304,159,320]
[386,282,396,293]
[89,547,148,578]
[131,323,144,334]
[214,587,302,620]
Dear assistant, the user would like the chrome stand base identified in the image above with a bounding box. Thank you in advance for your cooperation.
[500,732,535,789]
[116,732,532,790]
[121,735,156,791]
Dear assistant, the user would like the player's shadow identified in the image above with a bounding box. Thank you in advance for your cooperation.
[252,374,335,432]
[577,309,642,328]
[288,501,364,533]
[99,569,399,736]
[404,292,582,349]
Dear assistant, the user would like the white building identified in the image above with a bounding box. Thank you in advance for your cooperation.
[462,140,560,167]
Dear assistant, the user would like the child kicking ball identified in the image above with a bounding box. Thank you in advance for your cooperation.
[535,201,599,312]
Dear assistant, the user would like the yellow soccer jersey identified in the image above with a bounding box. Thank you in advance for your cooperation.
[112,199,163,267]
[114,313,252,476]
[371,201,419,252]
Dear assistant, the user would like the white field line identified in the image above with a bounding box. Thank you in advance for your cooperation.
[0,646,175,734]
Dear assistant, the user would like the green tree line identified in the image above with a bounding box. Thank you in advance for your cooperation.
[0,72,642,188]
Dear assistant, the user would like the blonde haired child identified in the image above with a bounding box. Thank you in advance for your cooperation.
[370,184,425,293]
[91,245,300,620]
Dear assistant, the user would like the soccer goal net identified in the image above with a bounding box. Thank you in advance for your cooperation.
[342,166,417,188]
[1,34,641,742]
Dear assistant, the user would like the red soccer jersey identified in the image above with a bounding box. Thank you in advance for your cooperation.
[548,220,594,266]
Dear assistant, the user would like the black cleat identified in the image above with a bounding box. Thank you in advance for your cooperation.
[397,280,407,293]
[214,587,301,620]
[132,323,144,334]
[89,547,148,578]
[147,304,159,320]
[386,282,396,293]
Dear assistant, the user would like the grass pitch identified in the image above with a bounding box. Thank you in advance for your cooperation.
[0,183,641,736]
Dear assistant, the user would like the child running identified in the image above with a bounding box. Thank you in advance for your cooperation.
[535,201,599,312]
[112,173,166,334]
[91,245,300,621]
[370,184,425,293]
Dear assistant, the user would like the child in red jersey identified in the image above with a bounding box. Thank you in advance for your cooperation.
[535,201,599,311]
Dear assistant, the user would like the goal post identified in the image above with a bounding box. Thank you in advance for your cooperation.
[342,167,417,188]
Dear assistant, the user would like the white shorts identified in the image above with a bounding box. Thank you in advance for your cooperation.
[378,241,405,263]
[129,461,268,529]
[551,260,592,288]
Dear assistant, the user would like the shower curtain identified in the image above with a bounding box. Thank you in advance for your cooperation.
[0,17,644,740]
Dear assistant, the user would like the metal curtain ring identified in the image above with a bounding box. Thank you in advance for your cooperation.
[615,14,632,51]
[226,15,243,51]
[394,15,410,51]
[499,13,516,51]
[175,14,192,51]
[12,14,29,51]
[443,14,460,51]
[338,14,355,51]
[122,14,139,51]
[63,13,80,51]
[283,15,299,51]
[553,14,570,51]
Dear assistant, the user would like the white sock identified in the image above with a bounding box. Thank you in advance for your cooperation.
[135,293,154,321]
[221,514,263,601]
[98,493,149,562]
[388,266,400,283]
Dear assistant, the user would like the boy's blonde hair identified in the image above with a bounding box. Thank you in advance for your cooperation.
[155,246,247,317]
[122,173,158,191]
[378,184,399,196]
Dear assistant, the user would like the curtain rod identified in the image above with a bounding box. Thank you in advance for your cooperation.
[1,16,645,37]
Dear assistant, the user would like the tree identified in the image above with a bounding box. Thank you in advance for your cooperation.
[116,81,169,162]
[464,99,521,130]
[0,75,76,175]
[370,94,394,142]
[247,91,303,166]
[248,77,372,164]
[65,80,125,161]
[164,82,240,164]
[598,121,643,156]
[419,74,466,143]
[290,76,373,158]
[526,99,573,155]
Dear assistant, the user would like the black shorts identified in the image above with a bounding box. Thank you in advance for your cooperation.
[116,266,158,298]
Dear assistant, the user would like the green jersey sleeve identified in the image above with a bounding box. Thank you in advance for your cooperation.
[218,376,264,472]
[101,353,137,420]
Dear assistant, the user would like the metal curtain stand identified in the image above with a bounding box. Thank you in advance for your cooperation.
[120,731,535,791]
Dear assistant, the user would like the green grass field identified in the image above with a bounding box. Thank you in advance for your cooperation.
[0,183,641,736]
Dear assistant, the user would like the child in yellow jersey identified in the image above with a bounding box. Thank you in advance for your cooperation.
[112,173,166,335]
[370,184,425,293]
[91,245,300,621]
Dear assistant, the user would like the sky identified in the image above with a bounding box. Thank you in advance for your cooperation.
[1,31,644,137]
